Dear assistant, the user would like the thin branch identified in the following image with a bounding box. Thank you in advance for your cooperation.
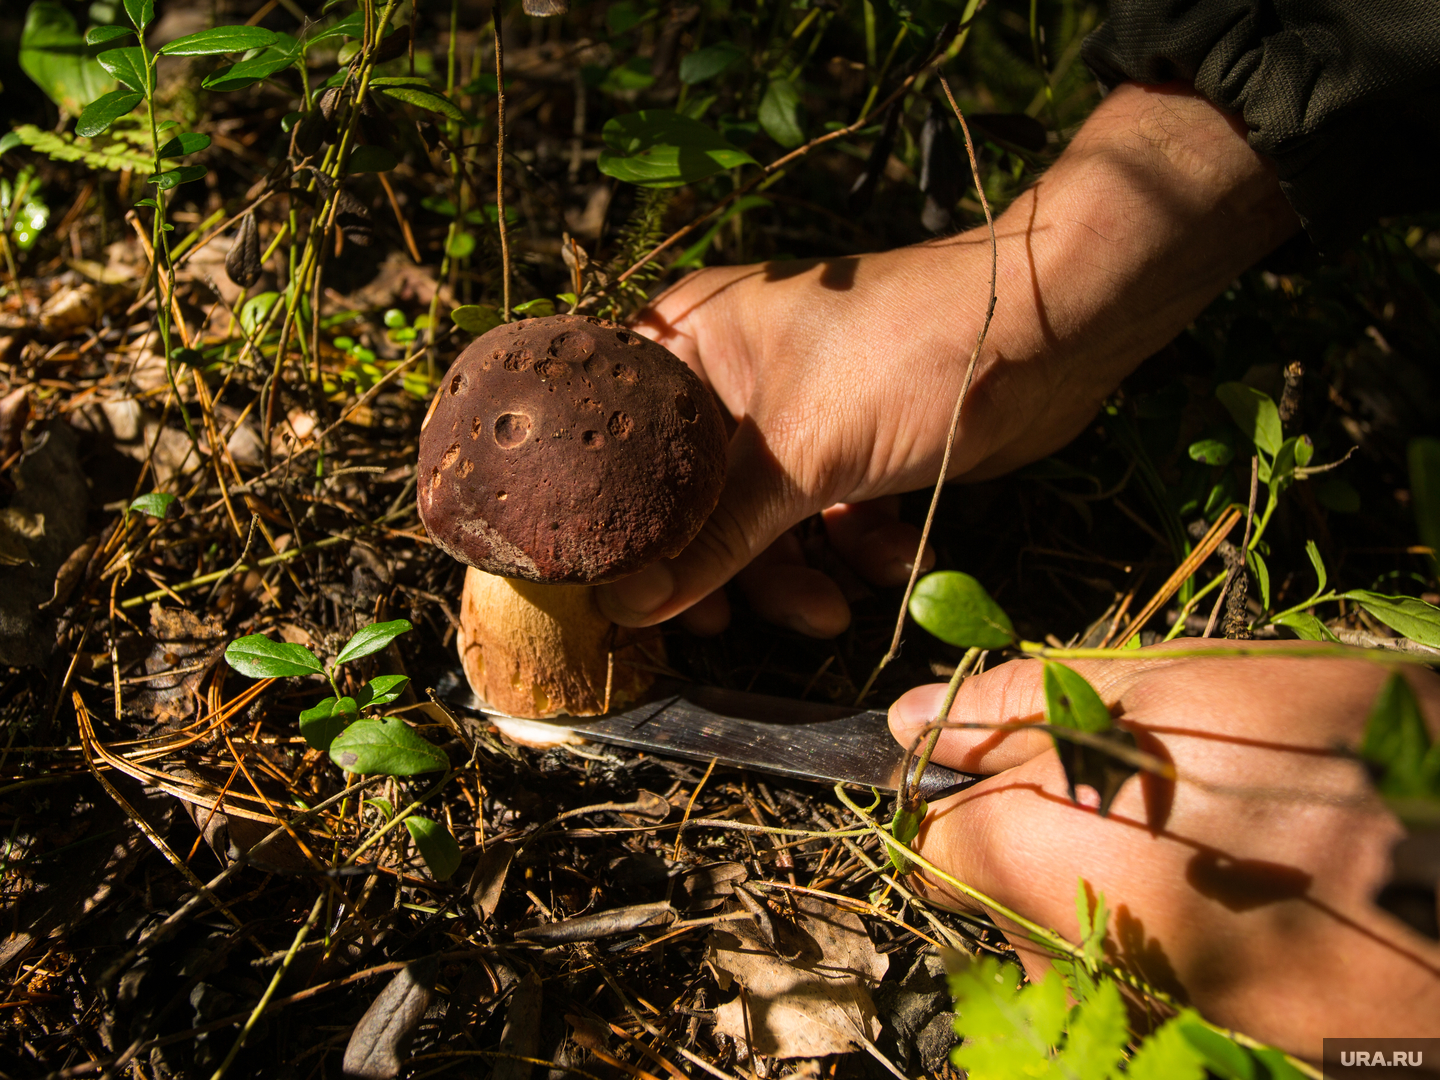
[856,75,997,704]
[493,8,511,320]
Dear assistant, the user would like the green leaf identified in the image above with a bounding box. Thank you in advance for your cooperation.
[382,307,407,329]
[157,132,210,158]
[404,815,462,881]
[1409,436,1440,575]
[1044,661,1137,815]
[599,56,656,93]
[21,3,115,116]
[1043,662,1112,734]
[1293,434,1314,468]
[96,45,147,92]
[363,796,393,819]
[127,492,176,519]
[298,695,357,751]
[303,11,364,46]
[376,85,466,123]
[512,298,555,318]
[123,0,153,30]
[85,25,134,46]
[1178,1018,1259,1080]
[74,90,144,137]
[1052,976,1127,1080]
[355,674,410,711]
[679,42,745,85]
[328,718,448,776]
[450,304,503,334]
[1343,590,1440,648]
[1268,436,1300,489]
[1055,882,1107,1003]
[345,144,397,173]
[446,231,476,259]
[201,37,301,91]
[1187,438,1234,467]
[606,0,642,35]
[225,634,324,679]
[1272,611,1339,642]
[757,78,805,149]
[1126,1014,1207,1080]
[886,801,925,875]
[1249,549,1271,612]
[159,25,279,56]
[335,619,413,667]
[1215,382,1282,457]
[948,959,1067,1077]
[598,110,756,188]
[908,571,1015,650]
[1315,477,1360,513]
[1304,539,1327,596]
[1360,672,1440,799]
[1250,1048,1310,1080]
[240,291,280,334]
[147,164,207,190]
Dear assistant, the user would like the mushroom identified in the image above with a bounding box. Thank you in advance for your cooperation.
[418,314,727,723]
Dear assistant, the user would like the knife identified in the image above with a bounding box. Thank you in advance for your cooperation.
[435,671,982,802]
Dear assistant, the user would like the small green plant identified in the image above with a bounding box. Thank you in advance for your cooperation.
[223,618,461,881]
[946,885,1308,1079]
[329,310,432,398]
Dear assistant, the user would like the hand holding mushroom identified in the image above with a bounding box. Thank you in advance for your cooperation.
[597,82,1299,638]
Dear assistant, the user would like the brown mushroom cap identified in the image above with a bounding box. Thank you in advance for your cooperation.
[418,314,727,584]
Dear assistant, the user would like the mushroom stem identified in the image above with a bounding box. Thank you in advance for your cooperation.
[457,566,657,722]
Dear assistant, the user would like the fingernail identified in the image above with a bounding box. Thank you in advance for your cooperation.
[598,561,675,622]
[890,683,949,728]
[878,558,917,587]
[783,612,819,637]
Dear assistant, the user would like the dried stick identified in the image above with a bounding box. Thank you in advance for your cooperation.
[493,8,512,320]
[855,74,996,705]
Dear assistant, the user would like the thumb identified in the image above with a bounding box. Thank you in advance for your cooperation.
[596,418,807,627]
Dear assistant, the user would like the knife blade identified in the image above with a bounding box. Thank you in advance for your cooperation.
[436,671,981,802]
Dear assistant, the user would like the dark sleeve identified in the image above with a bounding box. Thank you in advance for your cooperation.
[1081,1,1440,250]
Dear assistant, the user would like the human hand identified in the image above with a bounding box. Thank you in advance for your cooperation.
[887,641,1440,1057]
[598,83,1298,637]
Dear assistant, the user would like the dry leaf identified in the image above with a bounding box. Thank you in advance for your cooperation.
[564,1013,610,1053]
[224,212,262,289]
[39,284,107,337]
[514,900,674,944]
[43,536,98,610]
[0,385,30,463]
[134,605,226,724]
[493,971,543,1080]
[468,840,514,921]
[708,894,888,1059]
[342,956,437,1078]
[678,861,749,912]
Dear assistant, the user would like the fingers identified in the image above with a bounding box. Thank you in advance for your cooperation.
[889,660,1056,774]
[736,531,850,637]
[822,499,934,587]
[676,588,730,637]
[597,418,814,629]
